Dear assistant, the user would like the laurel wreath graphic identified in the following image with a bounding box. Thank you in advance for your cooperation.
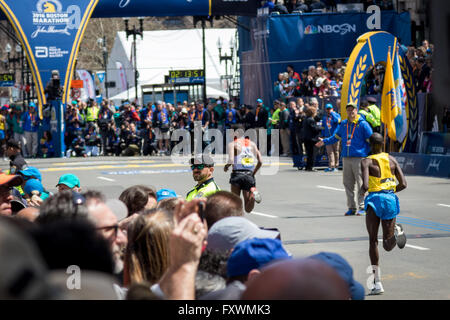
[349,54,367,105]
[399,55,418,145]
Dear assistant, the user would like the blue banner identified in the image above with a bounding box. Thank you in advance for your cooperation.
[90,0,258,18]
[392,152,450,179]
[266,11,411,85]
[0,0,99,115]
[92,0,209,17]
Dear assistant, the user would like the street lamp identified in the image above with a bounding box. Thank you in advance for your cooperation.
[97,36,109,99]
[217,37,235,99]
[123,17,144,104]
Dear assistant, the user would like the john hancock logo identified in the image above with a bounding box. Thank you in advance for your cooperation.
[31,0,81,38]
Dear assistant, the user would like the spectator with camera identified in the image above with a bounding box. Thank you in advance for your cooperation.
[121,122,142,156]
[84,124,102,157]
[98,102,113,156]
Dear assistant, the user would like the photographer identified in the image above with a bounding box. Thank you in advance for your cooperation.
[121,122,142,156]
[84,123,101,157]
[44,70,63,101]
[98,103,113,155]
[141,107,157,156]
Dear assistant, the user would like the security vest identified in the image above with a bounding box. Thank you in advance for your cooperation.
[358,109,378,129]
[367,152,397,193]
[86,106,100,122]
[186,178,220,201]
[368,104,381,127]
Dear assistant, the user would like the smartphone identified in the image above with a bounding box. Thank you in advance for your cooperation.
[198,201,206,222]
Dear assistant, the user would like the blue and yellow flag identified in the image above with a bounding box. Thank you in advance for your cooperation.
[381,47,408,143]
[392,47,408,143]
[381,51,400,141]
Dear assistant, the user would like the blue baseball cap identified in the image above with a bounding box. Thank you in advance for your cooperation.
[326,103,333,109]
[256,99,263,104]
[156,188,177,202]
[227,238,292,278]
[309,252,365,300]
[29,102,36,108]
[56,173,80,189]
[24,179,44,196]
[19,166,42,182]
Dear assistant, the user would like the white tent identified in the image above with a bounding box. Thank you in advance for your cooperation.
[109,84,229,105]
[106,28,237,104]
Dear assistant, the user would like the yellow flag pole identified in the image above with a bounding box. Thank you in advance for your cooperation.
[382,46,391,153]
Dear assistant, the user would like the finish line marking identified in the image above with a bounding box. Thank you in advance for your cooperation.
[317,185,345,192]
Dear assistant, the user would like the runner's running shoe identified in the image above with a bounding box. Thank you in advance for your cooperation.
[368,281,384,295]
[356,209,365,216]
[324,167,333,172]
[332,168,339,172]
[394,223,407,249]
[253,190,262,204]
[345,209,356,216]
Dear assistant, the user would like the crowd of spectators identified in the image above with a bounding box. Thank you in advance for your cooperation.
[263,0,396,14]
[0,37,434,161]
[0,164,366,300]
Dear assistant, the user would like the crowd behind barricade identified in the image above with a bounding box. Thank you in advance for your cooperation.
[0,154,366,300]
[263,0,397,14]
[0,39,433,162]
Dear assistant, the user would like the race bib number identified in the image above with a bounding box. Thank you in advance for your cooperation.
[241,157,254,167]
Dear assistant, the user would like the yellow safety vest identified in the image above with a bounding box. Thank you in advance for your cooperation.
[86,106,99,122]
[367,152,397,193]
[186,178,220,201]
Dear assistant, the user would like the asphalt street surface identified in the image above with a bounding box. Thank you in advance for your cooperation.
[4,155,450,300]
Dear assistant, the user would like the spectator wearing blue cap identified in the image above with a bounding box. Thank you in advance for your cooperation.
[22,102,40,158]
[24,178,50,207]
[156,189,178,202]
[227,238,291,283]
[309,252,365,300]
[200,238,291,300]
[321,103,341,172]
[19,166,42,182]
[56,173,81,192]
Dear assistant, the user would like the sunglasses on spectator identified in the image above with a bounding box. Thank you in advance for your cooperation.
[96,225,119,239]
[191,164,206,170]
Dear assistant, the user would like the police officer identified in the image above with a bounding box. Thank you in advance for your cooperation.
[358,98,381,133]
[186,157,220,201]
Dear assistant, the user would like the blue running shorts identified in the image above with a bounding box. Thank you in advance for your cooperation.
[364,191,400,220]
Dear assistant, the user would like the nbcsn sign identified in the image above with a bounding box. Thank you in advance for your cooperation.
[304,23,356,35]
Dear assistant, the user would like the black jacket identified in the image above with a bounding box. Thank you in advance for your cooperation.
[302,116,323,142]
[253,107,268,128]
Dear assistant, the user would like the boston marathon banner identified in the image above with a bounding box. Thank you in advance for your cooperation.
[92,0,258,18]
[0,0,99,117]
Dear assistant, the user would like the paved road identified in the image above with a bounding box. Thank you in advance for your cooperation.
[4,156,450,300]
